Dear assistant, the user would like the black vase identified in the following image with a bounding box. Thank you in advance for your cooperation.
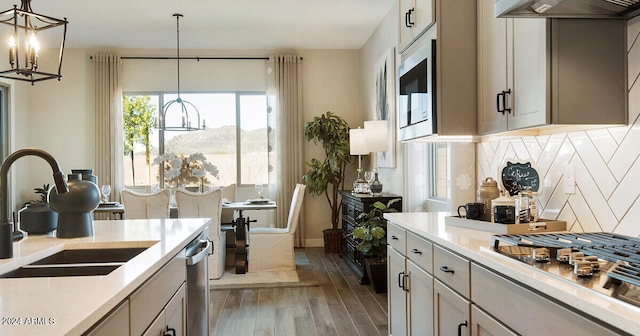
[19,203,58,234]
[365,258,388,294]
[71,169,97,185]
[49,173,100,238]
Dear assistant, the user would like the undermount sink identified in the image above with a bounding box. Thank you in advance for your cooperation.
[30,247,147,265]
[0,247,150,278]
[0,265,120,278]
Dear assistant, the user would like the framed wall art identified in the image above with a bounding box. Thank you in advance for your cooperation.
[374,47,396,168]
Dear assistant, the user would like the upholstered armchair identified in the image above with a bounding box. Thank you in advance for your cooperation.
[175,188,226,279]
[120,189,170,219]
[248,183,305,272]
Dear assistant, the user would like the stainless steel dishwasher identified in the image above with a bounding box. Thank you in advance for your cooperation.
[185,228,211,336]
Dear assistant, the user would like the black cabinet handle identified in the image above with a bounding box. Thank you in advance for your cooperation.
[440,266,454,274]
[398,271,405,289]
[503,89,512,114]
[496,92,505,114]
[410,248,422,254]
[457,320,468,336]
[390,235,399,240]
[164,326,176,336]
[405,8,415,27]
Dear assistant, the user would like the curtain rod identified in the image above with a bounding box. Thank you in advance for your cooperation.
[89,56,303,60]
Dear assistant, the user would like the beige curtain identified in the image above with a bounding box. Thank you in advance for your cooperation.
[94,54,124,206]
[267,55,305,246]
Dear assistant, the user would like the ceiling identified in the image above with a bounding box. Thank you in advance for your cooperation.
[23,0,395,50]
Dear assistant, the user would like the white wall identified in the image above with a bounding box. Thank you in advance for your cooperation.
[359,2,404,201]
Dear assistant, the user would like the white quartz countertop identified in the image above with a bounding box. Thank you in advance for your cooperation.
[0,218,209,336]
[384,212,640,336]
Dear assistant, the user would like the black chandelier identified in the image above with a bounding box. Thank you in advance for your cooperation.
[0,0,67,84]
[159,14,204,132]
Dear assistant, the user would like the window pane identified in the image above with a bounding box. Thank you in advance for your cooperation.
[428,142,448,199]
[163,93,237,188]
[240,94,268,185]
[122,95,160,187]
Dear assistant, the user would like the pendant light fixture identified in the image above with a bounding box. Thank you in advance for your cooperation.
[159,14,203,132]
[0,0,68,84]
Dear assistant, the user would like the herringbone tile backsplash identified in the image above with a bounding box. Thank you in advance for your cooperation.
[476,17,640,236]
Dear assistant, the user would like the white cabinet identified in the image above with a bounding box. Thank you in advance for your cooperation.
[142,284,186,336]
[470,263,621,336]
[407,260,434,336]
[398,0,434,53]
[388,227,435,336]
[471,306,517,336]
[434,279,470,336]
[477,0,626,135]
[84,250,187,336]
[85,300,130,336]
[389,246,409,336]
[131,255,186,335]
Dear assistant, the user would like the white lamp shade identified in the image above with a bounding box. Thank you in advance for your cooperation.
[365,120,389,152]
[349,128,368,155]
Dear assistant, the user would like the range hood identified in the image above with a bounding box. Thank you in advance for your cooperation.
[495,0,640,18]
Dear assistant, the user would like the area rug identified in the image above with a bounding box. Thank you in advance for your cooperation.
[209,250,318,290]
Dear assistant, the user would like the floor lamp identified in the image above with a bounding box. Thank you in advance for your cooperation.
[349,127,369,194]
[364,120,389,195]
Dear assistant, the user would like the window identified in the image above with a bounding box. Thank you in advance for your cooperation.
[428,142,448,199]
[122,92,270,189]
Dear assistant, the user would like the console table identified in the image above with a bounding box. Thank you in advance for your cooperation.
[339,191,402,284]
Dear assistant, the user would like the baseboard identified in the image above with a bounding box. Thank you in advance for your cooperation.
[304,238,324,247]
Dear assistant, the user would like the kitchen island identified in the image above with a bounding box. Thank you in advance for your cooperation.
[0,218,209,335]
[385,212,640,336]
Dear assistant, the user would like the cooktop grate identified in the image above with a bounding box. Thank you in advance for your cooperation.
[493,232,640,285]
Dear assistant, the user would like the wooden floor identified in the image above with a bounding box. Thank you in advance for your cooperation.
[209,247,388,336]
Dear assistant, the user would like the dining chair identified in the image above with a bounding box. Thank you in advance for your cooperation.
[220,183,237,268]
[175,188,226,280]
[120,189,170,219]
[220,183,236,224]
[247,183,306,272]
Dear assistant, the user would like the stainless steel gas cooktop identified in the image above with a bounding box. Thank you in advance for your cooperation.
[491,232,640,308]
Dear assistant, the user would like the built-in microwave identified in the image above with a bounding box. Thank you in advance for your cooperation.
[397,39,436,141]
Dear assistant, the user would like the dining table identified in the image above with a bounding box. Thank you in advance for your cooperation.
[94,199,277,274]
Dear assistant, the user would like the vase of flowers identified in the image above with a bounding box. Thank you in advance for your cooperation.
[153,152,219,201]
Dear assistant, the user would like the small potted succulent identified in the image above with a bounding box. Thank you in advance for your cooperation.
[20,184,58,234]
[350,198,400,293]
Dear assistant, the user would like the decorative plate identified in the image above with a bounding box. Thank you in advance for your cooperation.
[499,160,540,197]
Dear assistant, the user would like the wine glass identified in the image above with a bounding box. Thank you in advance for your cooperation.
[101,184,111,203]
[364,171,374,194]
[254,183,264,199]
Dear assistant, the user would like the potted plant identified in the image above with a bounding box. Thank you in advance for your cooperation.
[302,111,353,253]
[19,184,58,234]
[351,198,400,293]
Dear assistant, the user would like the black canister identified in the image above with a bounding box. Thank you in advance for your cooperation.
[71,169,97,185]
[494,205,516,224]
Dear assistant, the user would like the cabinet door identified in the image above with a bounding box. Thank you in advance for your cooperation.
[389,246,408,336]
[166,284,186,336]
[408,260,434,336]
[508,18,548,130]
[477,0,508,134]
[434,279,470,336]
[471,305,517,336]
[86,300,130,336]
[399,0,416,52]
[413,0,434,34]
[142,311,165,336]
